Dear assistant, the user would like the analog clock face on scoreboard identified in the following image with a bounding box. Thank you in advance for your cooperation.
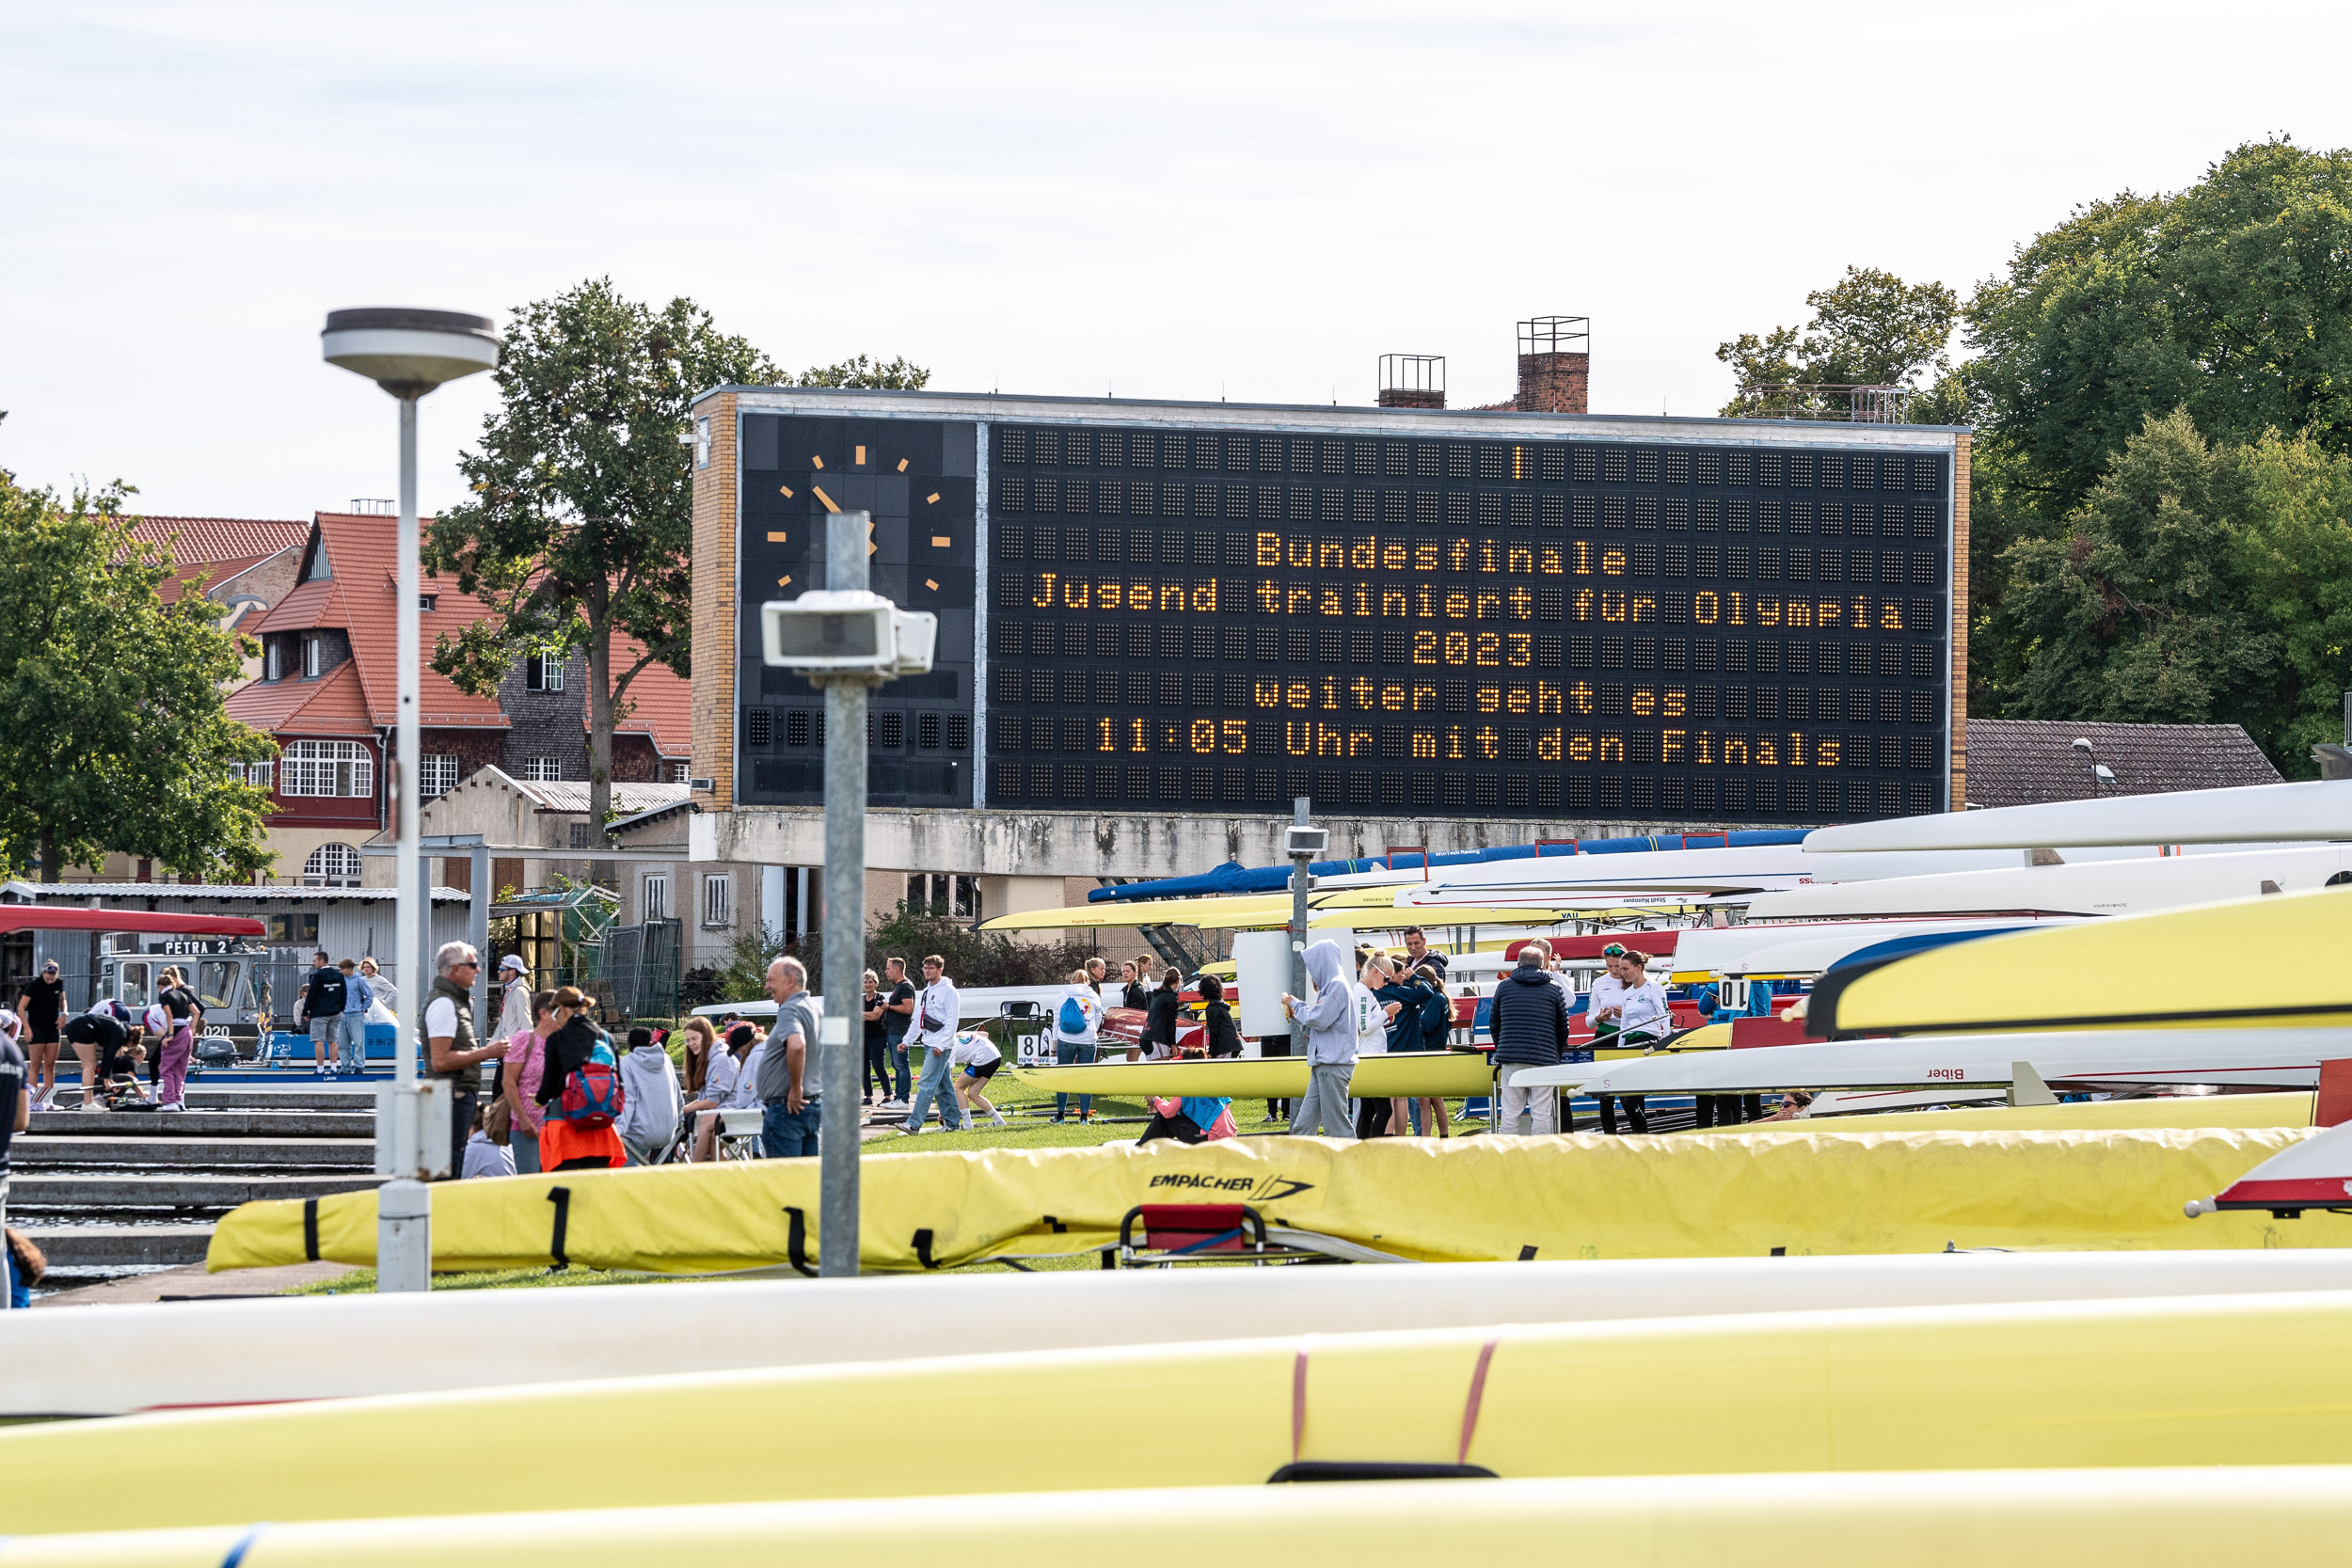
[983,423,1948,823]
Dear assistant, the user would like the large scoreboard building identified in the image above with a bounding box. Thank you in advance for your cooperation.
[686,387,1969,912]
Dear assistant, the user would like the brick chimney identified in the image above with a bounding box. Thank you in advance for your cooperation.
[1517,316,1589,414]
[1378,353,1445,410]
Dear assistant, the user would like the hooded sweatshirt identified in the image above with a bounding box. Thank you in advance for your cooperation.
[1490,962,1572,1068]
[617,1041,681,1149]
[1296,941,1357,1066]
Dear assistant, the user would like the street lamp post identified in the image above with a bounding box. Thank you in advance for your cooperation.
[322,308,498,1293]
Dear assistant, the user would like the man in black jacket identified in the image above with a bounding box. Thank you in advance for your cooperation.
[297,951,346,1078]
[1489,951,1570,1136]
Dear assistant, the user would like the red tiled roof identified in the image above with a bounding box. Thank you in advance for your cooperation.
[604,636,692,758]
[158,548,283,606]
[129,516,310,564]
[224,658,375,737]
[238,514,509,732]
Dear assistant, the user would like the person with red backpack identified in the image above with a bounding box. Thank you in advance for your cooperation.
[532,986,626,1171]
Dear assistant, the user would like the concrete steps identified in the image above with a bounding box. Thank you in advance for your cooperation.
[12,1134,377,1169]
[28,1109,375,1139]
[8,1172,386,1210]
[24,1224,216,1271]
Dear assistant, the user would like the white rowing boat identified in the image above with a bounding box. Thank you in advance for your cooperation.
[1804,778,2352,854]
[22,1251,2352,1418]
[1746,843,2352,922]
[1507,1026,2352,1097]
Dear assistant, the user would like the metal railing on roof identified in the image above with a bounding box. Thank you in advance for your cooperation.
[1732,385,1911,423]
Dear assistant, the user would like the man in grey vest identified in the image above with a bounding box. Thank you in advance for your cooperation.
[422,942,508,1180]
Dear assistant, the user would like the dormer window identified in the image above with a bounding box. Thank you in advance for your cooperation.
[419,593,438,612]
[524,653,564,692]
[301,634,322,679]
[265,640,283,681]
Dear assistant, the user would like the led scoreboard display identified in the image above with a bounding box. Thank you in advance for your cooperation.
[734,403,1954,823]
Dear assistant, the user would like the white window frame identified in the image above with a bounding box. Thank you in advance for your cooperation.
[280,739,373,798]
[265,640,282,681]
[524,653,565,692]
[521,756,563,782]
[701,873,735,929]
[643,874,672,922]
[247,760,276,793]
[301,634,322,679]
[302,843,363,888]
[418,753,458,800]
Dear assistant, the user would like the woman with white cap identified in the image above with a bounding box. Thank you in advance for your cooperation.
[492,954,532,1044]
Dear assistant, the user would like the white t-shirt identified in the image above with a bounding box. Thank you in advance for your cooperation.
[1350,983,1388,1057]
[1588,974,1670,1043]
[950,1030,1001,1069]
[424,996,460,1039]
[1054,986,1102,1045]
[914,978,961,1052]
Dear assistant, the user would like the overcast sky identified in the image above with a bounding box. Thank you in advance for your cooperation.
[4,1,2347,519]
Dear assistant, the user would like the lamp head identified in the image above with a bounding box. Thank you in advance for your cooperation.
[323,308,498,398]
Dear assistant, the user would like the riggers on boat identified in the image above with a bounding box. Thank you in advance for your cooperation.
[15,1294,2352,1535]
[8,1469,2352,1567]
[25,1250,2352,1419]
[207,1122,2352,1276]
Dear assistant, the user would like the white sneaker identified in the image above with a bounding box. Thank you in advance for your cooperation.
[992,1112,1009,1128]
[160,1101,186,1113]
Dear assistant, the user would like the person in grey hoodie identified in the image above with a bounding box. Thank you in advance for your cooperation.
[1279,940,1357,1139]
[616,1026,682,1165]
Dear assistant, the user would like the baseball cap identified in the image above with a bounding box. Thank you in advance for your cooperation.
[499,955,528,974]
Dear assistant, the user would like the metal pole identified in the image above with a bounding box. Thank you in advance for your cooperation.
[379,394,430,1294]
[818,510,871,1276]
[1290,797,1311,1007]
[469,841,490,1040]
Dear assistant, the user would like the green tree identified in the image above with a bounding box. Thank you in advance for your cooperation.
[1966,137,2352,518]
[1994,408,2352,770]
[0,471,276,880]
[1716,265,1960,415]
[792,355,930,390]
[425,279,783,831]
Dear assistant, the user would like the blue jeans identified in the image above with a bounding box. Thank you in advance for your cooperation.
[512,1127,541,1175]
[904,1047,963,1132]
[1054,1037,1096,1119]
[761,1099,821,1158]
[334,1013,367,1071]
[888,1040,911,1100]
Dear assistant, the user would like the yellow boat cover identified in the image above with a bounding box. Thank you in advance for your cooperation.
[210,1124,2352,1275]
[1822,886,2352,1037]
[16,1294,2352,1537]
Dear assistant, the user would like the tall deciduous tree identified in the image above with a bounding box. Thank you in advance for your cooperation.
[0,470,276,880]
[1997,408,2352,771]
[425,280,782,832]
[1715,265,1960,415]
[1967,137,2352,518]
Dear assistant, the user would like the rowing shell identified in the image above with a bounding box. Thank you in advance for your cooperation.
[1010,1051,1495,1099]
[1506,1026,2352,1097]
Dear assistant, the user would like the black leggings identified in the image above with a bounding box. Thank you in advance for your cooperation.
[863,1038,891,1099]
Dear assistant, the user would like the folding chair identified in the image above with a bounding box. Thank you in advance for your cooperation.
[716,1107,766,1162]
[1112,1203,1412,1268]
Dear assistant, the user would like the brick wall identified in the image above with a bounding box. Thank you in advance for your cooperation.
[691,392,739,809]
[1949,432,1972,811]
[1517,353,1589,414]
